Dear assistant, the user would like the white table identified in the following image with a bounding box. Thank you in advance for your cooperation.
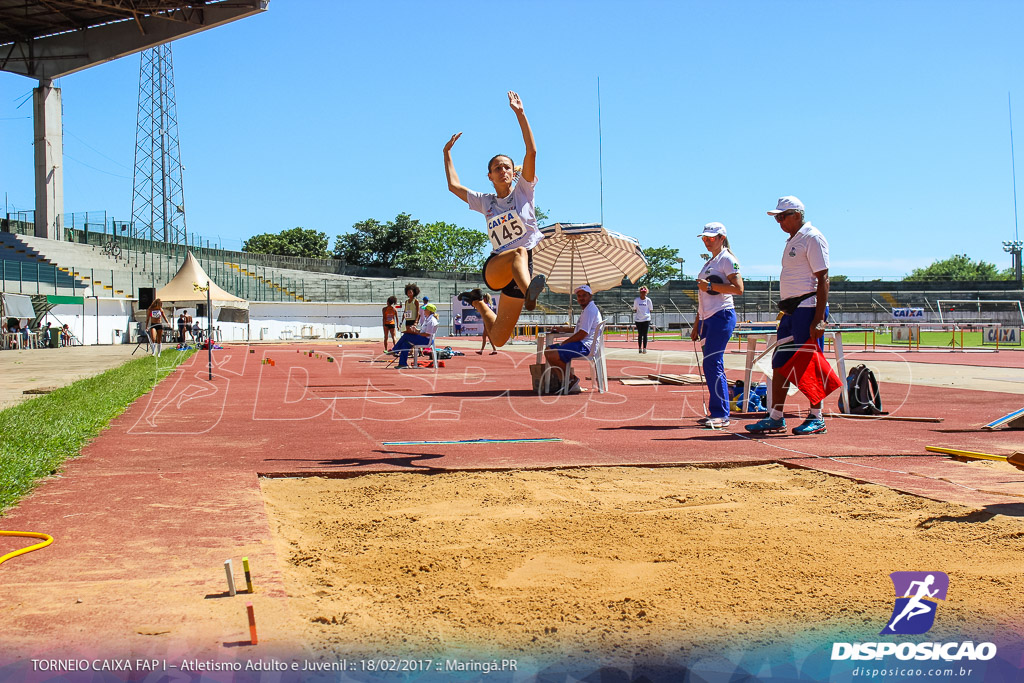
[535,330,573,365]
[738,328,857,412]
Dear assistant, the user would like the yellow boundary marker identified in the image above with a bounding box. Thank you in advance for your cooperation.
[926,446,1007,462]
[0,530,54,566]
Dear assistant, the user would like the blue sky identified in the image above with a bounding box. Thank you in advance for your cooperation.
[2,0,1022,278]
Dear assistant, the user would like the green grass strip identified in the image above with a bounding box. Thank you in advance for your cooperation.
[0,350,194,515]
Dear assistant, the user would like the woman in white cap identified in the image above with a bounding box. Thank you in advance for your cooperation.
[444,91,546,348]
[692,222,744,428]
[632,286,654,353]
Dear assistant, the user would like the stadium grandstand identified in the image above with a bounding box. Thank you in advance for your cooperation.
[4,208,1022,334]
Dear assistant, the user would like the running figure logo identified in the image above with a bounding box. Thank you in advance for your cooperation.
[881,571,949,635]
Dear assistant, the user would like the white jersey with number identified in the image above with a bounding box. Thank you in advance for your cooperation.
[466,175,542,254]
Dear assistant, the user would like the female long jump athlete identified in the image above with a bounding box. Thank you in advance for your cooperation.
[146,298,170,356]
[444,90,546,347]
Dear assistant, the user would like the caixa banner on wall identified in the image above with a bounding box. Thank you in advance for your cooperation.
[892,308,925,319]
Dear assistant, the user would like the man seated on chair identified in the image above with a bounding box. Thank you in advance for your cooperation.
[391,303,439,368]
[544,284,602,394]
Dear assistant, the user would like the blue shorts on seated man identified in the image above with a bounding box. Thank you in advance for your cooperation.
[549,340,590,363]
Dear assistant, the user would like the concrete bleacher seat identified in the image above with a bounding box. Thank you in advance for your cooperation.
[0,233,87,293]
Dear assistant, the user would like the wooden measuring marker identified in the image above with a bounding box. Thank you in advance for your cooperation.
[242,557,254,593]
[926,446,1007,462]
[246,602,258,644]
[982,406,1024,431]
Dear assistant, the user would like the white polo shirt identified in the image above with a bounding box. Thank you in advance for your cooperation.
[697,248,741,320]
[419,314,438,338]
[574,300,602,354]
[779,223,829,308]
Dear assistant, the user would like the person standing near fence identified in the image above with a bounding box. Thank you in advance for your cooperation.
[382,296,399,351]
[402,284,420,332]
[146,298,170,356]
[417,296,430,327]
[176,312,187,344]
[632,286,654,354]
[477,294,498,355]
[745,196,830,436]
[444,91,546,347]
[692,222,744,428]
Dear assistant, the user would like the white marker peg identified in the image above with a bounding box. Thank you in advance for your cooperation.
[224,559,237,596]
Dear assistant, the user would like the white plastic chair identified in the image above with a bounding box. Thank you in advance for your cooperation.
[408,333,439,373]
[561,320,608,394]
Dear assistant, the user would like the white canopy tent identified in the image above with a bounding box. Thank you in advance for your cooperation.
[154,250,248,378]
[155,251,248,310]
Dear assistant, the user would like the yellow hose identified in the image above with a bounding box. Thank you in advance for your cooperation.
[0,530,54,567]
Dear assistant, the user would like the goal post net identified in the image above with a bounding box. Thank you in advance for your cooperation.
[935,299,1024,327]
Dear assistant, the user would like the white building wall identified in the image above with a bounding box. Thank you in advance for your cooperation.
[39,300,451,345]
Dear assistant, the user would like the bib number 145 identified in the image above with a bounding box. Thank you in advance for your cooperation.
[488,211,525,251]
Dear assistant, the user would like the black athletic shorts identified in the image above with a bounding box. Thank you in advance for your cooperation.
[482,248,534,299]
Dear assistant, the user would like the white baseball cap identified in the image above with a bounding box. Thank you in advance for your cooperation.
[767,196,804,215]
[574,284,592,294]
[698,222,727,237]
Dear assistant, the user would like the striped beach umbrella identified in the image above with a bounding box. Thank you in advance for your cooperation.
[533,223,649,293]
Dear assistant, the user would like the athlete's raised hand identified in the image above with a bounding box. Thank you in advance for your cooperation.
[444,132,462,153]
[508,91,524,115]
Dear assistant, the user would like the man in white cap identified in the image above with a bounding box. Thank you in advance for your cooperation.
[745,196,831,435]
[543,284,602,394]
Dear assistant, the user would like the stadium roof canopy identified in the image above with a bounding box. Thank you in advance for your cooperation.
[0,0,268,79]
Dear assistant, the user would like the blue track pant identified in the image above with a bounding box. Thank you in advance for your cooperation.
[700,308,736,419]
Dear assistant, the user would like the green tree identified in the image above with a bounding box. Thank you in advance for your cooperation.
[638,245,682,287]
[905,254,1008,281]
[334,214,420,267]
[242,227,329,259]
[829,274,850,282]
[407,221,489,272]
[535,205,550,223]
[334,214,487,271]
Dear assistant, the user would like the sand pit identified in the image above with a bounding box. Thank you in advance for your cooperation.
[260,464,1024,668]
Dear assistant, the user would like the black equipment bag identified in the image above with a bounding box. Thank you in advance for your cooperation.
[837,364,884,415]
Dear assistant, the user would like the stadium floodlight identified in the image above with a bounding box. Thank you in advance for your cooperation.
[1004,240,1023,283]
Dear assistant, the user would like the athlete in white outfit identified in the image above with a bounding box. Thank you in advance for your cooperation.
[632,286,654,353]
[444,91,546,347]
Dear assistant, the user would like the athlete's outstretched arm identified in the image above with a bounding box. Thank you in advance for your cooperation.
[508,91,536,183]
[444,132,469,202]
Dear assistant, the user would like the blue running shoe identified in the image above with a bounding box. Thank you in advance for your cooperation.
[792,417,827,435]
[744,416,786,434]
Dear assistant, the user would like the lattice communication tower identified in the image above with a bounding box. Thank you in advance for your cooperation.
[131,44,188,244]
